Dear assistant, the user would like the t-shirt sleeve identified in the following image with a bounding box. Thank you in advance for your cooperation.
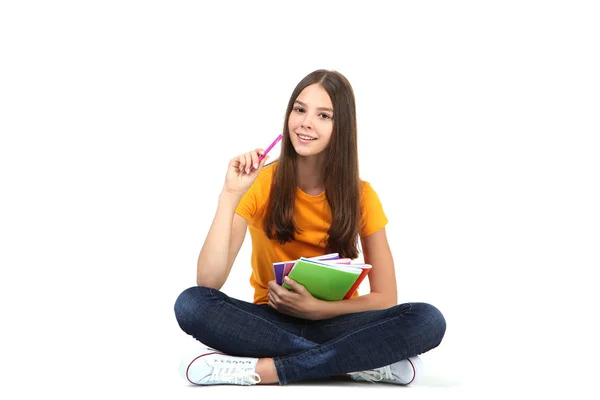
[235,165,274,223]
[360,181,388,237]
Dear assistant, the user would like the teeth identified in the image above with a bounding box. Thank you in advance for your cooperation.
[298,134,315,140]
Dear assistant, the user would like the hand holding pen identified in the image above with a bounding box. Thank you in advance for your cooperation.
[223,134,283,196]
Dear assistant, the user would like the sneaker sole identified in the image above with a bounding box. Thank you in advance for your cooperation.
[406,358,417,384]
[183,349,225,385]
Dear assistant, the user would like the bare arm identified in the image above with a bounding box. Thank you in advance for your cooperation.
[196,193,248,288]
[196,148,268,289]
[317,227,398,318]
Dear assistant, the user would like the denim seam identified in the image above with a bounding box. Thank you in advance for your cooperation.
[208,288,218,300]
[274,358,287,385]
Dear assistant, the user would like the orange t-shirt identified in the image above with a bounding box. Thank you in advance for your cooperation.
[235,162,388,304]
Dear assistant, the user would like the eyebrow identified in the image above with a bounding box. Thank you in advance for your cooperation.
[294,100,333,113]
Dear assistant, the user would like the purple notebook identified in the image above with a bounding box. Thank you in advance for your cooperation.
[273,262,286,285]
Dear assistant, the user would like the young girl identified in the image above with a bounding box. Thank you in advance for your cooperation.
[174,69,446,386]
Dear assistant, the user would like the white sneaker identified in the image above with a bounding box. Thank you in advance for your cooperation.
[349,356,423,385]
[179,346,261,386]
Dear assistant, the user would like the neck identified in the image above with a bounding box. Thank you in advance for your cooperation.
[296,155,326,195]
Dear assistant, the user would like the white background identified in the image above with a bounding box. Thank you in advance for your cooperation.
[1,1,599,398]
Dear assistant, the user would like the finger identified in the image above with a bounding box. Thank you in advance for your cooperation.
[244,152,254,174]
[229,156,240,172]
[268,281,284,295]
[275,285,295,304]
[250,149,262,171]
[268,293,279,307]
[283,276,305,293]
[236,154,246,174]
[269,288,281,303]
[268,299,278,310]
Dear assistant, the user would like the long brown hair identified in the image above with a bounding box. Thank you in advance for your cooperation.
[262,69,361,258]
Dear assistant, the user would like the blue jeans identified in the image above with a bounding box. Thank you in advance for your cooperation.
[174,286,446,385]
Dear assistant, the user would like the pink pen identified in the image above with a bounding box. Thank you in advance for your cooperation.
[253,133,283,169]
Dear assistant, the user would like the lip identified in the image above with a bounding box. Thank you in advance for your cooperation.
[295,132,317,140]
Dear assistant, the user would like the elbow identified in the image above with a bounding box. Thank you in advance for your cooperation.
[384,299,397,309]
[196,273,224,290]
[387,295,398,308]
[196,260,229,290]
[378,292,397,309]
[196,278,223,290]
[380,299,397,309]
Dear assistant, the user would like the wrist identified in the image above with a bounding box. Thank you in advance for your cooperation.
[219,189,243,204]
[217,190,243,213]
[315,299,335,320]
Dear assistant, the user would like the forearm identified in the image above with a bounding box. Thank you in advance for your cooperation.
[196,191,242,288]
[317,292,397,319]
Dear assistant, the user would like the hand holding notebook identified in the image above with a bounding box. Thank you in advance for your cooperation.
[273,254,371,301]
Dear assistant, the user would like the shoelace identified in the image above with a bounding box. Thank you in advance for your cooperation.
[208,359,261,385]
[351,365,393,383]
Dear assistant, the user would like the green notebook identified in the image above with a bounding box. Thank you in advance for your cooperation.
[282,257,361,301]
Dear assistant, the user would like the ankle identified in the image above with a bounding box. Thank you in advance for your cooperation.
[255,358,279,384]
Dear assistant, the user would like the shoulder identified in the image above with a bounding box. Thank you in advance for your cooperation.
[359,179,374,192]
[359,179,382,204]
[358,179,388,235]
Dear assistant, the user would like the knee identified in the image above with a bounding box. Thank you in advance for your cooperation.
[412,302,447,345]
[174,286,215,333]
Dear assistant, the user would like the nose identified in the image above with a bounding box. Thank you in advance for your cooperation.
[301,113,313,130]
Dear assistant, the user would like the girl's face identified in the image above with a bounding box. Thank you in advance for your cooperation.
[288,83,334,158]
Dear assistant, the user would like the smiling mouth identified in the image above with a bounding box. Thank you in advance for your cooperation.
[296,133,316,141]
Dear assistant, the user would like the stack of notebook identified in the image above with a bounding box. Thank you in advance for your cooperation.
[273,253,372,301]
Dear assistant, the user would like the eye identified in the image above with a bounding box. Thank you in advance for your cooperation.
[294,107,305,113]
[319,113,332,119]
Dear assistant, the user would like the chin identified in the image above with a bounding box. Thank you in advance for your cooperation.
[294,148,324,158]
[292,147,310,156]
[291,137,326,157]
